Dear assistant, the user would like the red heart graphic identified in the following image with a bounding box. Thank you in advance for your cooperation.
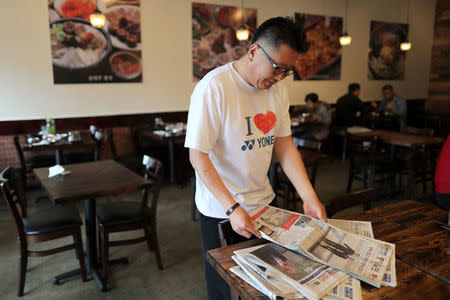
[254,111,276,134]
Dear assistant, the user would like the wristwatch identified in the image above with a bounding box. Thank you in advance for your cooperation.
[226,203,240,216]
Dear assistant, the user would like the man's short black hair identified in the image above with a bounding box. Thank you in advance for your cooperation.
[382,84,394,91]
[305,93,318,103]
[252,17,309,53]
[348,83,360,93]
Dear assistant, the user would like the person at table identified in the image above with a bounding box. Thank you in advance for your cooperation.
[303,92,332,140]
[335,83,365,128]
[372,85,407,127]
[435,135,450,211]
[185,17,327,300]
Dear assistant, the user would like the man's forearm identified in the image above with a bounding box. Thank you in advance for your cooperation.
[189,148,237,213]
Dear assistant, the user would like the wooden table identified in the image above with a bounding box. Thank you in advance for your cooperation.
[139,129,185,184]
[23,132,98,164]
[353,129,444,148]
[34,160,152,291]
[206,201,450,299]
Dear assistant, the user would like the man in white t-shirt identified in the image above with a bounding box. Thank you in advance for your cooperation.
[185,17,326,300]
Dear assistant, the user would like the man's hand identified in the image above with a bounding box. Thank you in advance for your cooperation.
[229,206,262,239]
[303,199,327,222]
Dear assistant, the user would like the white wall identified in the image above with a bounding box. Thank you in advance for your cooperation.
[0,0,436,121]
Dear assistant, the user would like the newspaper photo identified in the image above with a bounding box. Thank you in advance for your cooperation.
[234,244,349,300]
[328,219,397,287]
[251,206,393,288]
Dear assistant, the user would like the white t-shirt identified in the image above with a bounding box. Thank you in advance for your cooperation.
[185,62,291,219]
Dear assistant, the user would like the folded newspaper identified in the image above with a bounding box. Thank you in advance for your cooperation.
[250,206,394,288]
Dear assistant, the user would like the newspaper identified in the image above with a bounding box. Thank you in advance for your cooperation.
[251,206,393,288]
[232,254,362,300]
[328,219,397,287]
[234,244,349,300]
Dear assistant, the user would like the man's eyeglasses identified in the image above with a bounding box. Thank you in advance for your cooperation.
[258,44,295,76]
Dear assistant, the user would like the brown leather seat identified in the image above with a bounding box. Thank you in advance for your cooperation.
[23,205,82,235]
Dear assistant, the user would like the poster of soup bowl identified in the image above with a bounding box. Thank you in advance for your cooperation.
[368,21,408,80]
[48,0,143,84]
[293,13,342,81]
[192,2,257,82]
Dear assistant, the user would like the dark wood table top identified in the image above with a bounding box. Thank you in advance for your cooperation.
[33,160,152,204]
[347,200,449,282]
[139,128,186,142]
[23,132,96,152]
[206,201,450,300]
[353,130,444,147]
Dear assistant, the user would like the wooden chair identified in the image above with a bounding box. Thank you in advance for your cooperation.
[276,138,324,210]
[62,130,100,164]
[346,134,395,193]
[97,155,164,285]
[0,167,87,297]
[106,127,144,173]
[13,135,55,189]
[324,188,375,218]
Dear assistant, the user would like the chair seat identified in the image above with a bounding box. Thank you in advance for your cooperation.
[23,205,82,235]
[97,202,150,226]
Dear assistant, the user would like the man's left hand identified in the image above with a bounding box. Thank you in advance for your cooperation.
[303,199,327,222]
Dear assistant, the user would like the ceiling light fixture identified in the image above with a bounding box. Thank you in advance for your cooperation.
[400,0,412,51]
[236,0,250,41]
[90,0,106,28]
[339,0,352,46]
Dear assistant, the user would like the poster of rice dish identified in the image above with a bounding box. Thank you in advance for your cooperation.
[368,21,408,80]
[294,13,342,81]
[48,0,143,84]
[192,2,257,82]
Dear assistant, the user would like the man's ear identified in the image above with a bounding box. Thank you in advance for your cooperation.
[247,43,259,63]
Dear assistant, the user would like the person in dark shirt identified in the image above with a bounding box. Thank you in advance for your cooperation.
[335,83,364,127]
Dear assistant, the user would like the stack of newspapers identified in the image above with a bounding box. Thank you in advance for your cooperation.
[231,206,397,300]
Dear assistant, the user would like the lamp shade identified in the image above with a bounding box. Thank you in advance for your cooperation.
[339,33,352,46]
[236,26,250,41]
[400,41,412,51]
[89,13,106,28]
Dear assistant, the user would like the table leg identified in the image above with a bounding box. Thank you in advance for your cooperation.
[84,198,107,292]
[55,149,62,165]
[168,140,176,184]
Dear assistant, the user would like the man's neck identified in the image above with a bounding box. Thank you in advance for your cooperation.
[233,58,254,88]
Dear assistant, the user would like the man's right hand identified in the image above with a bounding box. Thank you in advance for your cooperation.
[229,206,262,239]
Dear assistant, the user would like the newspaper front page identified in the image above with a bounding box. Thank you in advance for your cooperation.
[251,206,393,288]
[328,219,397,287]
[234,244,349,300]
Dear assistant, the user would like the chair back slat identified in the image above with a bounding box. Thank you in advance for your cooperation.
[401,126,434,137]
[13,135,26,170]
[218,220,235,247]
[141,156,164,217]
[293,137,324,152]
[325,188,375,218]
[0,167,27,236]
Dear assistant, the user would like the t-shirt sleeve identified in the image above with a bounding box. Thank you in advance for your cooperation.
[184,79,222,154]
[275,83,292,137]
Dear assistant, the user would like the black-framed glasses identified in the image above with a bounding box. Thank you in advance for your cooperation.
[258,44,295,76]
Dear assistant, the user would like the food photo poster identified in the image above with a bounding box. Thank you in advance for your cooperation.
[294,13,342,81]
[368,21,409,80]
[48,0,143,84]
[192,2,257,82]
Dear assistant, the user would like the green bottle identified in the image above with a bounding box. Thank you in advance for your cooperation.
[46,118,56,135]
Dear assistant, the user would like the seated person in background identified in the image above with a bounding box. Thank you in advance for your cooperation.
[435,135,450,211]
[372,85,407,127]
[301,93,331,140]
[335,83,365,128]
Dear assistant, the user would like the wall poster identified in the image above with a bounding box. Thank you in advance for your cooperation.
[368,21,409,80]
[293,13,342,81]
[192,2,257,82]
[48,0,143,84]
